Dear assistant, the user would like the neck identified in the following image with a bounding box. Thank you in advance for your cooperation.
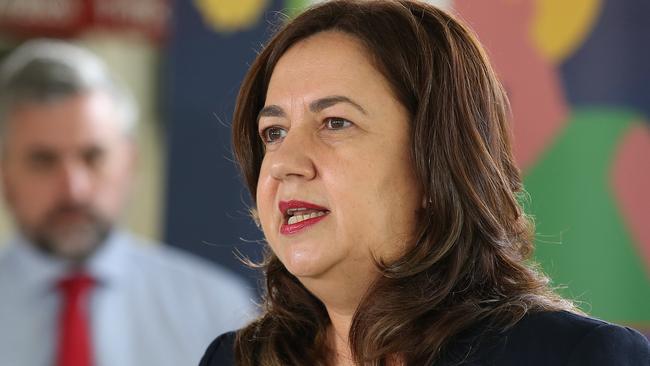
[316,283,404,366]
[327,308,354,365]
[301,272,376,366]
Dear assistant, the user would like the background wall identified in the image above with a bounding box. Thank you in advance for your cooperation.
[163,0,650,334]
[451,0,650,330]
[1,0,648,335]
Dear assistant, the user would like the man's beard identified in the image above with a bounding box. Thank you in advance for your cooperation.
[26,204,113,262]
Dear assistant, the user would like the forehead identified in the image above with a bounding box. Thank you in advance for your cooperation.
[4,91,124,150]
[266,31,393,103]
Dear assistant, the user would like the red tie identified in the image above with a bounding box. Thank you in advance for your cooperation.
[56,273,95,366]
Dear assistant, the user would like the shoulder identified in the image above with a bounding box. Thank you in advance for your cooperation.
[561,315,650,365]
[447,311,650,366]
[124,233,250,290]
[511,311,648,362]
[119,234,257,327]
[0,245,12,278]
[200,331,237,366]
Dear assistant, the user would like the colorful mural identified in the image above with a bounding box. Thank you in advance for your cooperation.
[194,0,270,32]
[165,0,649,332]
[454,0,650,330]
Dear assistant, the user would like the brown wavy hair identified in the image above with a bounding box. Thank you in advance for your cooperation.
[231,1,574,365]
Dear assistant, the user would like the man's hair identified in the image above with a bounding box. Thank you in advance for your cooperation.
[0,39,138,141]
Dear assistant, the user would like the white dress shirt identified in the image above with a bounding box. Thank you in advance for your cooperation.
[0,231,256,366]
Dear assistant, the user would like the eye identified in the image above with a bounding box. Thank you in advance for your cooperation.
[27,150,57,171]
[82,146,105,168]
[325,117,352,130]
[260,126,287,144]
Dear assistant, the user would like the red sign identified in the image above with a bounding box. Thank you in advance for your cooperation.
[0,0,169,44]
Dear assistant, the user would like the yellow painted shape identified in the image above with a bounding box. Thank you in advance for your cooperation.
[194,0,269,33]
[532,0,602,62]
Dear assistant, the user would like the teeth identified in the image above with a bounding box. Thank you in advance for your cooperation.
[287,211,326,225]
[287,208,307,215]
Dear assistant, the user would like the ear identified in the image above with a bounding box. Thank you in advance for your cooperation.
[419,178,429,209]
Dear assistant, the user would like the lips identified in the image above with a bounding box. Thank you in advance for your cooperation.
[279,200,329,235]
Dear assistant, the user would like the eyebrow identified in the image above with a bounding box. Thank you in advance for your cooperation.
[309,95,367,115]
[257,95,367,122]
[257,105,285,120]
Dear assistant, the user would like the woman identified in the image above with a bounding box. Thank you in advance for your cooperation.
[201,1,650,365]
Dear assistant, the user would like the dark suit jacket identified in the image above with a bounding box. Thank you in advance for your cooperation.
[200,311,650,365]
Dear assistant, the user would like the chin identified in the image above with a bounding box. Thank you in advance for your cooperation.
[279,250,332,279]
[37,222,108,260]
[283,259,325,279]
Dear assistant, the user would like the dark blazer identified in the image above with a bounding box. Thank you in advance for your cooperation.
[200,311,650,365]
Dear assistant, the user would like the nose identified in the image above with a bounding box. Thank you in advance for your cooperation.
[268,126,317,182]
[59,161,92,203]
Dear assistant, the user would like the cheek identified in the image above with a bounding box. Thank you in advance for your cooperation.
[332,157,420,259]
[378,170,422,256]
[256,176,284,257]
[96,175,125,206]
[10,175,50,200]
[324,163,379,244]
[255,165,277,230]
[93,161,132,211]
[4,178,56,220]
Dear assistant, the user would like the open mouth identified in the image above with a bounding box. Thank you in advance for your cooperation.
[285,208,327,225]
[279,200,329,234]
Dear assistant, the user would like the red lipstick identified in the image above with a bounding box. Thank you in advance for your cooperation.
[279,200,329,235]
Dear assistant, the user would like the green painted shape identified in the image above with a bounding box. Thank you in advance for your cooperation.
[284,0,310,17]
[524,108,650,323]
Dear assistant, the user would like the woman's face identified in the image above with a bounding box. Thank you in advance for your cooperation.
[256,31,422,284]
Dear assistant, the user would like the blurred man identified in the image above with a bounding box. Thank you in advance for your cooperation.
[0,40,254,366]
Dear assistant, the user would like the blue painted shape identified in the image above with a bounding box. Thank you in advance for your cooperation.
[560,0,650,121]
[163,0,287,292]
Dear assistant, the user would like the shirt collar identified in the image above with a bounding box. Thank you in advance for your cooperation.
[85,230,130,286]
[7,230,131,291]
